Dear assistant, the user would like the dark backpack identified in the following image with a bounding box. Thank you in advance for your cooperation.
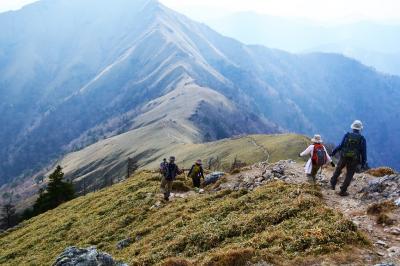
[312,144,327,166]
[341,133,362,159]
[166,163,178,181]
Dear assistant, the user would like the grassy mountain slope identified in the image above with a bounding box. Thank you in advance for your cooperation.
[59,134,306,192]
[2,133,306,210]
[0,170,369,265]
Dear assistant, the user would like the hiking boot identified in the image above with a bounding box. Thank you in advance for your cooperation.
[163,193,169,201]
[338,191,349,197]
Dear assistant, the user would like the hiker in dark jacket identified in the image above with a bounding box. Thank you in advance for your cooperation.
[330,120,367,196]
[188,159,205,189]
[159,158,168,176]
[160,156,182,201]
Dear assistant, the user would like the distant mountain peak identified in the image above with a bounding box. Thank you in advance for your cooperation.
[0,0,399,192]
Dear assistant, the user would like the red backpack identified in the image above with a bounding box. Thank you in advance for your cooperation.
[312,144,327,166]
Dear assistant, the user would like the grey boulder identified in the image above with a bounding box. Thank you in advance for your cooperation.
[53,246,127,266]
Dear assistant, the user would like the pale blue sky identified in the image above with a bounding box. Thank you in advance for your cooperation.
[1,0,400,23]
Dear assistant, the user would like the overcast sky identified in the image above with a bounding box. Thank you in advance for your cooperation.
[1,0,400,23]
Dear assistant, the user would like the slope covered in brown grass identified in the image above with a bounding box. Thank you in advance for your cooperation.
[0,170,369,265]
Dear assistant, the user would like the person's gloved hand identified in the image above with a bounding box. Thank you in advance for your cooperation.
[330,162,336,167]
[298,153,302,157]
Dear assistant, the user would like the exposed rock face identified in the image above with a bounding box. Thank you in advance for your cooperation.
[53,246,127,266]
[359,174,400,201]
[216,160,298,191]
[204,172,225,186]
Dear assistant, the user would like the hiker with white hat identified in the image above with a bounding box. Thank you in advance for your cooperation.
[299,134,333,182]
[187,159,205,190]
[330,120,367,196]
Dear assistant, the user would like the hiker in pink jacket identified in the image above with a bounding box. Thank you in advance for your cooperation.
[299,134,334,182]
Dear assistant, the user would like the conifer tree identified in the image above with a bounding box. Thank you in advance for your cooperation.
[33,166,74,215]
[1,203,16,229]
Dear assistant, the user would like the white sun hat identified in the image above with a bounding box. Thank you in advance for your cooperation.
[351,120,363,130]
[311,134,323,143]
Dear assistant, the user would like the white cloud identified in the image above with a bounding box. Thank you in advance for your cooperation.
[0,0,38,12]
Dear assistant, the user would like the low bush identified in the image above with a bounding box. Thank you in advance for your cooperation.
[367,201,396,215]
[162,257,192,266]
[204,248,255,266]
[376,214,396,226]
[366,167,396,177]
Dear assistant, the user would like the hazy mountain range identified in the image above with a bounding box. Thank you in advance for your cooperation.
[0,0,399,191]
[208,12,400,75]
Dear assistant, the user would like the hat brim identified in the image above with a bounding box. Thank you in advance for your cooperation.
[311,138,323,143]
[351,125,363,130]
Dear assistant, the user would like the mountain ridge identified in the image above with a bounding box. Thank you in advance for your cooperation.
[206,11,400,75]
[1,0,400,190]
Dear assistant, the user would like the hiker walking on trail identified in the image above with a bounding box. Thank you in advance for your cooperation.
[299,134,333,182]
[188,159,205,189]
[330,120,367,196]
[159,158,168,176]
[160,156,182,201]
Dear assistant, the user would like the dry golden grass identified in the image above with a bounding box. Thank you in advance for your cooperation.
[366,167,396,177]
[203,248,255,266]
[367,201,397,215]
[366,201,397,226]
[376,214,396,226]
[0,171,369,266]
[161,257,193,266]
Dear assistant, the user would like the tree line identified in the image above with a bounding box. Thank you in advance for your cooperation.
[1,166,74,231]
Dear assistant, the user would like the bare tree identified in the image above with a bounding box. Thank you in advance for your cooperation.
[127,157,138,178]
[230,155,246,172]
[82,178,88,196]
[207,156,221,171]
[1,192,17,229]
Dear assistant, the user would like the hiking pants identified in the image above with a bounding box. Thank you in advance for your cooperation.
[192,176,201,188]
[310,164,321,179]
[330,157,358,192]
[160,177,173,198]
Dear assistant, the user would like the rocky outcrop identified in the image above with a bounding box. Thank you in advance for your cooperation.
[53,246,127,266]
[215,160,299,191]
[359,174,400,201]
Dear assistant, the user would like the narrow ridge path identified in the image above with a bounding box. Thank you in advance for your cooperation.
[247,136,270,163]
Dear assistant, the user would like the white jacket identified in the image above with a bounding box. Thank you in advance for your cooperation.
[300,144,332,174]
